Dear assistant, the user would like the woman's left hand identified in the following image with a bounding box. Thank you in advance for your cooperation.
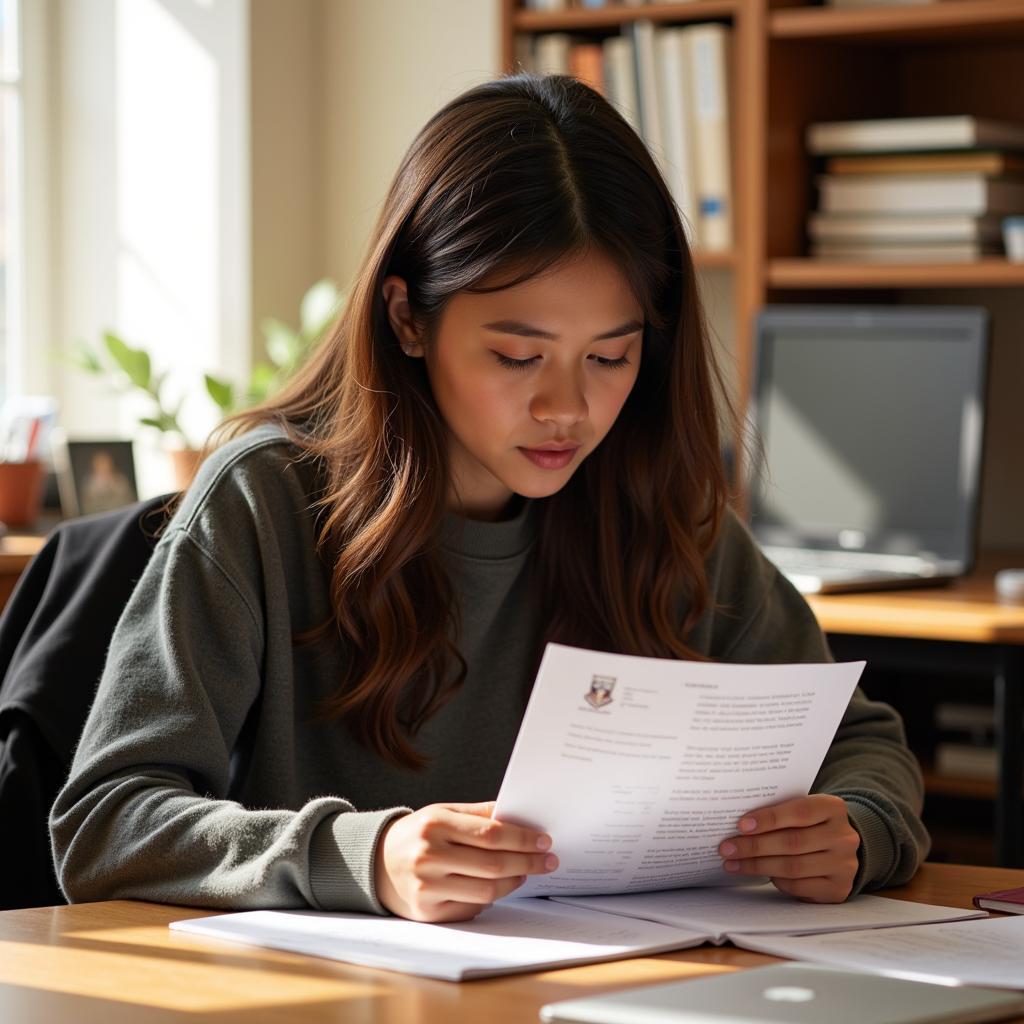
[717,794,860,903]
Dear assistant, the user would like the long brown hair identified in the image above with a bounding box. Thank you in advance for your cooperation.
[217,74,733,769]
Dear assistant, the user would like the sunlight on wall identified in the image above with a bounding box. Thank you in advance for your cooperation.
[56,0,250,497]
[116,0,219,446]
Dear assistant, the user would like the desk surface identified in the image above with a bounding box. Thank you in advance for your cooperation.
[0,863,1021,1024]
[807,551,1024,644]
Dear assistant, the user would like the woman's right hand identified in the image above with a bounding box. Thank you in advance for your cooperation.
[374,801,558,922]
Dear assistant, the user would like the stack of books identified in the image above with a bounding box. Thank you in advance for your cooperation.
[523,1,651,9]
[805,115,1024,262]
[517,21,733,252]
[824,0,937,8]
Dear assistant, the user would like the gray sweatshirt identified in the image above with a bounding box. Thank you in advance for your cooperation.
[50,425,929,913]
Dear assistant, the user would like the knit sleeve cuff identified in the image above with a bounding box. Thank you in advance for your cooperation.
[308,807,411,914]
[844,797,896,897]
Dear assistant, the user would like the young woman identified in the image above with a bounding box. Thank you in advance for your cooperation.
[51,75,928,923]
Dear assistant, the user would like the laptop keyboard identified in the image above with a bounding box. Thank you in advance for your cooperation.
[762,547,938,579]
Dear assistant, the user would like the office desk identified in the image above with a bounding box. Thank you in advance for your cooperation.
[0,533,45,611]
[806,552,1024,868]
[0,864,1020,1024]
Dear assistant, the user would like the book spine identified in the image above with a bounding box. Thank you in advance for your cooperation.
[687,24,733,252]
[817,175,993,215]
[808,118,970,155]
[808,213,1002,243]
[603,35,642,137]
[534,33,572,77]
[655,28,699,240]
[631,21,666,172]
[569,43,604,95]
[513,34,535,75]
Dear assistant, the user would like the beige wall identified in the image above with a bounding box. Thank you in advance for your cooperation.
[52,0,251,497]
[249,0,500,348]
[250,0,324,361]
[320,0,501,293]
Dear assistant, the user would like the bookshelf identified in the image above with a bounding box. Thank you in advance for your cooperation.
[500,0,1024,468]
[502,0,1024,864]
[767,258,1024,289]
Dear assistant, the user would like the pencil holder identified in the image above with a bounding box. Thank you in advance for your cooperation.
[0,460,45,528]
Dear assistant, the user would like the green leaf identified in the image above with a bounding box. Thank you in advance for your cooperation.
[103,332,152,390]
[247,362,278,402]
[139,417,165,430]
[262,318,297,370]
[204,374,235,412]
[299,279,340,339]
[67,344,105,374]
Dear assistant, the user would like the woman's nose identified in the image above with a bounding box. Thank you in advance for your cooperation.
[530,370,588,426]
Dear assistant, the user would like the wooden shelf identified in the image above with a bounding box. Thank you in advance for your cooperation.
[923,767,1007,801]
[767,257,1024,290]
[513,0,736,33]
[694,249,736,270]
[770,0,1024,43]
[0,533,47,572]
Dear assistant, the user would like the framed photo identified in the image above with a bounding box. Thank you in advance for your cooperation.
[55,438,138,518]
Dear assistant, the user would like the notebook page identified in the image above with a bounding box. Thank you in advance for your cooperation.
[734,915,1024,989]
[170,899,708,982]
[552,883,985,940]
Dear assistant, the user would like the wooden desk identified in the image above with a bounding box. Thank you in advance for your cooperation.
[0,864,1020,1024]
[0,533,45,611]
[807,552,1024,868]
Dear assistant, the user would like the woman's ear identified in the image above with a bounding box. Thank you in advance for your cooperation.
[381,276,425,357]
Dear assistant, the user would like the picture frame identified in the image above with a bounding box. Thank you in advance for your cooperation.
[54,436,139,518]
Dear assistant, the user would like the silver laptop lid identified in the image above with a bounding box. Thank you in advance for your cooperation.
[539,963,1024,1024]
[748,306,989,571]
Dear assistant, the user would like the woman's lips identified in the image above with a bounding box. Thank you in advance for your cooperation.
[518,445,580,470]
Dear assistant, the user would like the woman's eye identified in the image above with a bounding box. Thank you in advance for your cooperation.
[492,352,631,371]
[494,353,539,371]
[591,355,631,369]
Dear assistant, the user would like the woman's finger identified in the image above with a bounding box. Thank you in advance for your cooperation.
[720,820,858,861]
[723,850,848,879]
[735,794,847,836]
[772,874,852,904]
[429,872,528,906]
[426,846,557,880]
[438,807,552,853]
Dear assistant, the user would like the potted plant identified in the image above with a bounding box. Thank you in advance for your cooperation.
[72,280,343,489]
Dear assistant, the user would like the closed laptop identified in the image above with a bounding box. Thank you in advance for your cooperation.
[539,962,1024,1024]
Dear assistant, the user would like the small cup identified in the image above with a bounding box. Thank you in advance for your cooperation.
[1004,216,1024,263]
[0,460,46,528]
[994,569,1024,605]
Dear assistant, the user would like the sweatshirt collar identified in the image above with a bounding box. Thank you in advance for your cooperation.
[439,497,536,561]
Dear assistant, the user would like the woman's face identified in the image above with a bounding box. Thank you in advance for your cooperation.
[383,249,643,520]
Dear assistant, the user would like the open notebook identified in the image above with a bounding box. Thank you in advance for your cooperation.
[170,884,987,983]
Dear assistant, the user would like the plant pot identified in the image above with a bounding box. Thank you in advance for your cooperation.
[0,460,46,528]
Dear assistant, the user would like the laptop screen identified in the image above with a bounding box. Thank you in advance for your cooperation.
[749,307,988,564]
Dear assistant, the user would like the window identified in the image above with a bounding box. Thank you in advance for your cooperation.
[0,0,22,404]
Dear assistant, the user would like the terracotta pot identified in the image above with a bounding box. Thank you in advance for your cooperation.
[0,460,45,528]
[167,448,203,492]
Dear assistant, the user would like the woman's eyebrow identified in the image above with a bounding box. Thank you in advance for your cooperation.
[482,319,644,341]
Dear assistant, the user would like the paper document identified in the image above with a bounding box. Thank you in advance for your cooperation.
[551,883,985,939]
[495,644,863,897]
[169,891,990,983]
[170,900,705,982]
[736,915,1024,990]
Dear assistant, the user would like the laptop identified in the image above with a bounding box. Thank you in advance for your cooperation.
[748,306,989,594]
[539,963,1024,1024]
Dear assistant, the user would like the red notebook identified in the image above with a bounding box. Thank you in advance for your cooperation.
[972,886,1024,914]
